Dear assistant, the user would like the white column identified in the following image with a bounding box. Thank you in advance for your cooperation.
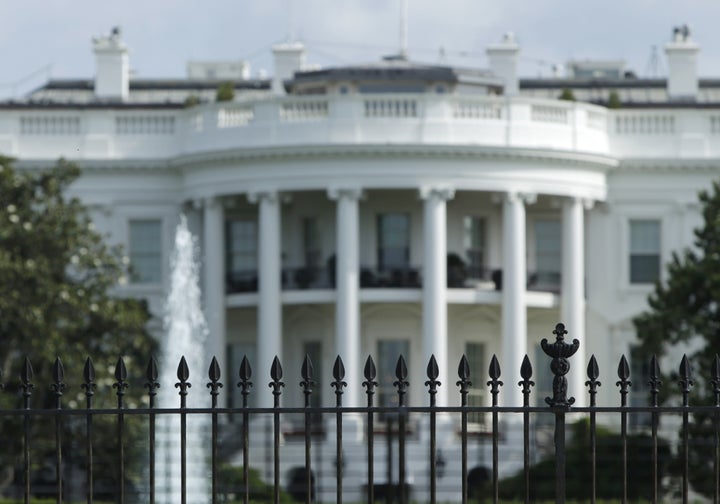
[501,192,530,407]
[329,188,362,407]
[249,191,282,408]
[562,197,587,406]
[203,197,227,406]
[420,187,454,407]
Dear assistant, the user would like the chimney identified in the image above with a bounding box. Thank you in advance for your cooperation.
[486,32,520,96]
[93,27,129,101]
[665,24,699,101]
[271,42,305,94]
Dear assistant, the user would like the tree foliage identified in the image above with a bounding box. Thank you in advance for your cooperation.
[633,180,720,496]
[215,82,235,102]
[0,156,156,499]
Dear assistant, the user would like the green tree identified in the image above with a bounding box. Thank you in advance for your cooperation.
[607,90,621,108]
[559,88,576,101]
[216,81,235,102]
[633,180,720,497]
[0,156,156,499]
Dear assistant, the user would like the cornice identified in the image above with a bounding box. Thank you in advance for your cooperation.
[618,157,720,173]
[15,158,176,174]
[171,144,619,171]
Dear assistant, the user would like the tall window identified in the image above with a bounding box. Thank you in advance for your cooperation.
[129,219,162,284]
[465,342,486,425]
[226,220,257,274]
[302,217,321,268]
[464,217,486,278]
[377,213,410,271]
[533,220,562,289]
[630,219,661,284]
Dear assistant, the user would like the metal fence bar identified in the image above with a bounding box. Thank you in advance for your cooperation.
[145,357,159,504]
[395,356,408,504]
[427,356,439,504]
[83,358,96,504]
[21,357,33,504]
[520,355,534,504]
[209,358,222,504]
[680,355,693,504]
[713,355,720,504]
[52,358,65,504]
[333,357,347,504]
[238,356,252,504]
[649,355,661,504]
[301,356,313,504]
[586,355,600,504]
[617,355,630,504]
[363,357,377,504]
[270,357,284,504]
[114,358,128,504]
[488,355,501,504]
[457,356,470,504]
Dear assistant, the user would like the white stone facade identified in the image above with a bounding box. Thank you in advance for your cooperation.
[1,27,717,497]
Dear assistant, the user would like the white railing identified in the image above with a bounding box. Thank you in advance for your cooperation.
[614,115,675,134]
[531,105,569,124]
[452,99,503,120]
[20,116,81,135]
[217,107,253,128]
[280,99,329,121]
[115,116,175,135]
[364,97,417,118]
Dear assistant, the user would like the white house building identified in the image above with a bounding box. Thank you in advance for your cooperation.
[0,25,716,498]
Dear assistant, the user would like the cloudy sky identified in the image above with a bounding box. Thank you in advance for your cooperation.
[1,1,720,98]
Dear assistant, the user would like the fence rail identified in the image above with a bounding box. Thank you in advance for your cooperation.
[1,323,719,504]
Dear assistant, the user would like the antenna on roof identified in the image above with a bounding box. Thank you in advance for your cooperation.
[644,45,664,77]
[399,0,408,59]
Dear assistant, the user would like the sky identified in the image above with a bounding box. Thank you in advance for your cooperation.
[2,1,720,98]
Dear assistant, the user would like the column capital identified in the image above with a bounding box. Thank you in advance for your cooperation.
[492,191,537,205]
[419,186,455,201]
[327,187,364,201]
[247,190,279,205]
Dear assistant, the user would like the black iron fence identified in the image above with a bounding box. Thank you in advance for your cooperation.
[0,323,719,504]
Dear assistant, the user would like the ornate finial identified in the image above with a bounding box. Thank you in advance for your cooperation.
[678,354,694,407]
[519,355,535,406]
[82,357,97,407]
[113,357,129,409]
[300,354,315,406]
[144,357,160,407]
[648,355,662,407]
[425,355,441,406]
[393,356,409,407]
[541,323,580,407]
[362,356,378,406]
[207,357,223,407]
[20,357,34,406]
[585,355,601,407]
[269,356,285,405]
[175,356,192,407]
[331,356,347,405]
[487,355,503,406]
[616,355,631,406]
[50,357,66,409]
[237,355,253,407]
[456,355,472,406]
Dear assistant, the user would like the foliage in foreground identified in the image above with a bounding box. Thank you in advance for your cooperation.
[0,156,156,500]
[496,420,671,502]
[633,180,720,496]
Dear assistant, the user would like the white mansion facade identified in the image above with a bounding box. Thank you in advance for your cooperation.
[0,27,714,416]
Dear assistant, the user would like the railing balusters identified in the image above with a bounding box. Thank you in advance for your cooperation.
[648,355,661,504]
[332,357,347,504]
[300,355,314,504]
[51,357,65,504]
[21,357,34,504]
[425,355,440,504]
[113,357,128,504]
[81,358,96,504]
[175,356,191,504]
[238,356,253,504]
[457,356,471,504]
[487,355,502,504]
[711,354,720,504]
[519,355,534,504]
[394,356,409,504]
[679,354,694,504]
[363,356,377,504]
[144,357,159,504]
[616,355,631,504]
[269,357,285,504]
[207,357,223,504]
[586,355,601,504]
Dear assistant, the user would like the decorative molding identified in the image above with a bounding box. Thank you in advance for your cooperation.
[247,190,279,205]
[327,187,364,201]
[418,186,455,201]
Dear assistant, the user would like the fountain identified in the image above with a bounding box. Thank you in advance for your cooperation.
[155,215,210,504]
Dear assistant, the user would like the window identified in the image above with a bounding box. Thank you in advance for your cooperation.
[302,217,321,268]
[377,339,410,418]
[463,217,486,279]
[129,219,162,284]
[465,342,486,425]
[377,213,410,271]
[630,219,661,284]
[533,220,562,290]
[226,220,258,292]
[226,220,257,274]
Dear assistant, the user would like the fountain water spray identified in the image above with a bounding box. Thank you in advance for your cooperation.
[155,215,210,504]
